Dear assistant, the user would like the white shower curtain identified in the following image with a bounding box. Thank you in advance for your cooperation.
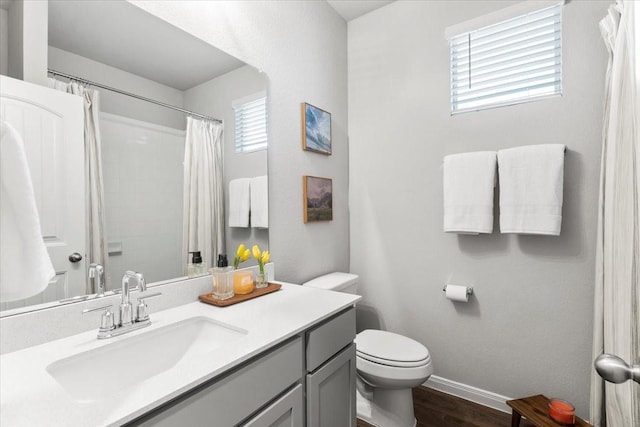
[182,117,225,273]
[590,1,639,426]
[49,78,109,289]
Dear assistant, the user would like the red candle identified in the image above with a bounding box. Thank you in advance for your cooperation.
[548,398,575,425]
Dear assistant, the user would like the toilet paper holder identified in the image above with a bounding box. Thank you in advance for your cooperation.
[442,284,474,296]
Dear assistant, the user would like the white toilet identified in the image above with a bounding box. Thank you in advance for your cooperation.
[302,272,433,427]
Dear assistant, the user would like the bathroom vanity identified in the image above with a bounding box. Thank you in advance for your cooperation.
[0,282,360,427]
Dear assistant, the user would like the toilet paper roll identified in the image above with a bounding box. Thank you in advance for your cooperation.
[445,284,469,302]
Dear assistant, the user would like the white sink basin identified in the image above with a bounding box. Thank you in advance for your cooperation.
[46,316,247,402]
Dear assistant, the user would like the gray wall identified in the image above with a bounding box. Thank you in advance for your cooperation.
[184,65,269,264]
[48,46,185,129]
[0,8,8,76]
[348,0,609,418]
[133,0,349,283]
[7,0,23,79]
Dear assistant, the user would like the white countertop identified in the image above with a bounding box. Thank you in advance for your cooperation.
[0,283,360,426]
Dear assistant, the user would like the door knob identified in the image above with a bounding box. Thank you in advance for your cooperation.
[68,252,83,263]
[595,353,640,384]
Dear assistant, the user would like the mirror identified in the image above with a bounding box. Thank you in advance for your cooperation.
[0,0,268,315]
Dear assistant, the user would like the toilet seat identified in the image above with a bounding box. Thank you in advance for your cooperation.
[357,354,433,385]
[355,329,430,368]
[357,351,430,368]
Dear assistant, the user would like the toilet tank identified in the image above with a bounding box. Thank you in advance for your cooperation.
[302,272,359,294]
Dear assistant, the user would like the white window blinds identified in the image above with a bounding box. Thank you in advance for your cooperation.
[234,96,267,153]
[449,2,562,114]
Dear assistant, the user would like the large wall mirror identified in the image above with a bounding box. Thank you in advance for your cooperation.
[0,0,268,315]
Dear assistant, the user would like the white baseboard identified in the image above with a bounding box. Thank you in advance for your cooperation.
[424,375,512,414]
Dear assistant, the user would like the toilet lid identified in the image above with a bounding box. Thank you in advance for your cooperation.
[355,330,430,366]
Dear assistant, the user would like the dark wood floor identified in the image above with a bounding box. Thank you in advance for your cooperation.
[357,386,537,427]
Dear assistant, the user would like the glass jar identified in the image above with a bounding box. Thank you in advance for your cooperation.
[211,267,234,300]
[255,272,268,289]
[233,270,255,294]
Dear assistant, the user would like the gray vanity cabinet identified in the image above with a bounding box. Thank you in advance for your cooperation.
[127,337,304,427]
[126,306,357,427]
[305,308,357,427]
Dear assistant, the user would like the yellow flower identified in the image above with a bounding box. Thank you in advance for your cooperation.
[236,244,246,258]
[261,251,270,264]
[234,244,251,269]
[252,245,261,260]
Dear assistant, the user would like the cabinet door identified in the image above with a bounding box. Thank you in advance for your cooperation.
[306,343,356,427]
[241,384,303,427]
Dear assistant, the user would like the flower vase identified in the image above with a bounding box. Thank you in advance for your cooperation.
[255,271,268,289]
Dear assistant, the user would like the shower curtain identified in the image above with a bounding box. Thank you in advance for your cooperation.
[49,78,109,288]
[182,117,225,274]
[590,1,639,426]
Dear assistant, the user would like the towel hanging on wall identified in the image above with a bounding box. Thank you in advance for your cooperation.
[443,151,497,234]
[497,144,565,235]
[228,178,251,228]
[250,175,269,228]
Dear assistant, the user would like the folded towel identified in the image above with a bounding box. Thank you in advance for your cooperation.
[498,144,565,235]
[1,121,55,301]
[443,151,497,234]
[250,175,269,228]
[228,178,251,228]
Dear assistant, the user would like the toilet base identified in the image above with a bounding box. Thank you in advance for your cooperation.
[356,388,417,427]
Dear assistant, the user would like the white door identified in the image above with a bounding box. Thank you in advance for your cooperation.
[0,75,85,310]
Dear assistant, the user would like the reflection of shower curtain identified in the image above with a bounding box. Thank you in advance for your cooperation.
[49,78,108,287]
[182,117,224,273]
[590,1,639,426]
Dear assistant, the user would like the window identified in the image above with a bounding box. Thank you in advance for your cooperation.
[449,2,562,114]
[234,94,267,153]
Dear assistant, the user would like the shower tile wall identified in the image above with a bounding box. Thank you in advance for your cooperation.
[100,113,185,290]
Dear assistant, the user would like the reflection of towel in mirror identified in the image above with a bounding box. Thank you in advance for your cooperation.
[498,144,565,235]
[228,178,251,228]
[250,176,268,228]
[0,121,55,301]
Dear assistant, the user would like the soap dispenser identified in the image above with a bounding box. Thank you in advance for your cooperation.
[188,251,205,277]
[211,254,234,300]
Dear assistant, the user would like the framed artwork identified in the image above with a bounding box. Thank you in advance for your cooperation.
[303,176,333,222]
[301,102,331,155]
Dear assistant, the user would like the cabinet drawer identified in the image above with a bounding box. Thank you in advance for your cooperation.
[306,307,355,372]
[128,337,303,427]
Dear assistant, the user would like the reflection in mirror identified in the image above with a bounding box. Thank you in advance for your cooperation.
[0,0,268,316]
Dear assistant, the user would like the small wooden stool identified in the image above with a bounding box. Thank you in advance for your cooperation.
[506,395,592,427]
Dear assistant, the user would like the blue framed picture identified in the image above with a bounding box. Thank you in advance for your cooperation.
[301,102,331,155]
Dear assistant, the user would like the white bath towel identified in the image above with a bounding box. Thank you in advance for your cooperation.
[228,178,251,228]
[1,121,55,301]
[443,151,497,234]
[250,175,269,228]
[498,144,565,235]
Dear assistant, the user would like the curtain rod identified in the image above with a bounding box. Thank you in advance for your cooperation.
[47,69,222,124]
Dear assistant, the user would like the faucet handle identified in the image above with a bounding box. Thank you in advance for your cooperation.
[135,292,162,322]
[82,304,116,333]
[82,303,113,314]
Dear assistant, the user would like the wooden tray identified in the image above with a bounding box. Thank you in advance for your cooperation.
[199,282,282,307]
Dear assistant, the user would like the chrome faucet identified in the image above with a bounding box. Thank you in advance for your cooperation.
[120,271,138,326]
[83,270,161,339]
[88,263,105,295]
